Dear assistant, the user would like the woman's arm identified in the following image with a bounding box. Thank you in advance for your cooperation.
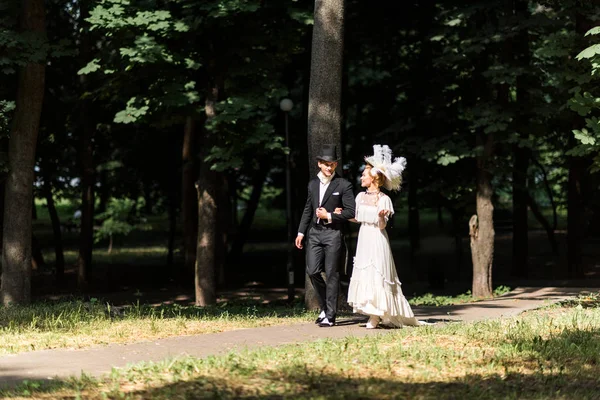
[334,207,357,223]
[378,209,389,230]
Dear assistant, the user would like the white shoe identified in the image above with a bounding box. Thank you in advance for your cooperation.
[366,316,380,329]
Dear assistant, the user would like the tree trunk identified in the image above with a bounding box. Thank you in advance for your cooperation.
[76,1,95,291]
[43,180,65,283]
[470,133,494,299]
[182,116,198,281]
[194,70,222,306]
[533,158,558,231]
[305,0,345,310]
[0,0,46,306]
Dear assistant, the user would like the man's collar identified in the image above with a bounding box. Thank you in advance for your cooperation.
[317,171,336,184]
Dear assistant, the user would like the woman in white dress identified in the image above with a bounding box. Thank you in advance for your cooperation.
[345,145,421,329]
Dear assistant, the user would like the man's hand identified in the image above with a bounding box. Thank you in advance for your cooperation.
[316,207,329,219]
[334,207,343,214]
[295,235,304,249]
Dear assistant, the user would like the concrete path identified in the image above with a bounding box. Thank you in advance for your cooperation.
[0,286,595,388]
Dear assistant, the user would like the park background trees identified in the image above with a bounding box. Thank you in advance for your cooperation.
[2,0,600,305]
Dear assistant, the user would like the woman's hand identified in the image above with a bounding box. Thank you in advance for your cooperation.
[334,207,343,214]
[378,209,390,218]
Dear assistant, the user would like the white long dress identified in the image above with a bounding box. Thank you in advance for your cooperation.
[347,192,420,327]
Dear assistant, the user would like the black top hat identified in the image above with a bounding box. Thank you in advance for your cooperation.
[316,144,339,162]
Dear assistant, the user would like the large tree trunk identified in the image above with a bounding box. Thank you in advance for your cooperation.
[305,0,345,310]
[470,133,494,299]
[0,0,46,306]
[194,70,222,306]
[182,116,198,281]
[43,179,65,283]
[76,1,95,291]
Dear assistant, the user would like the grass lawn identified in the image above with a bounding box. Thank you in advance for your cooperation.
[0,287,513,356]
[1,294,599,399]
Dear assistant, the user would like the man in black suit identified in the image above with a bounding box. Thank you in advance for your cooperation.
[295,144,355,327]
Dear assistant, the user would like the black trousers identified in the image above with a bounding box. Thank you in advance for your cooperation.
[306,225,344,321]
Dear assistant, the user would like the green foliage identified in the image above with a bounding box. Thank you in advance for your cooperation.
[94,198,145,249]
[573,26,600,170]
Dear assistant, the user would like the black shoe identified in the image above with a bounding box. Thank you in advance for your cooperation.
[318,318,335,327]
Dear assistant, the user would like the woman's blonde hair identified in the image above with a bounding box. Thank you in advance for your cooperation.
[365,163,386,188]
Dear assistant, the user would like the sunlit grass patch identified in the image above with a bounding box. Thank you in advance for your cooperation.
[0,299,320,355]
[3,304,600,399]
[409,285,512,306]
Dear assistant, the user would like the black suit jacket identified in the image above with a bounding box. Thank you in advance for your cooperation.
[298,174,355,235]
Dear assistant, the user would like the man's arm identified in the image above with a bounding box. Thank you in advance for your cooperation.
[296,183,314,249]
[331,180,355,223]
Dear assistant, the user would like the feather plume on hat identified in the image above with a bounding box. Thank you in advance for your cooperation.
[364,144,407,191]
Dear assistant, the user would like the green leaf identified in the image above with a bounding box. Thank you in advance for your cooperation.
[575,44,600,60]
[78,59,101,75]
[573,129,596,146]
[585,26,600,36]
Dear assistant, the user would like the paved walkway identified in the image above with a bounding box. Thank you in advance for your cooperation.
[0,286,596,388]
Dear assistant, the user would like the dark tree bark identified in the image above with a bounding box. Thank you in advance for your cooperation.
[305,0,345,310]
[470,132,495,298]
[194,66,222,306]
[76,0,95,291]
[533,158,558,231]
[43,179,65,283]
[469,14,496,297]
[182,116,198,281]
[0,0,46,305]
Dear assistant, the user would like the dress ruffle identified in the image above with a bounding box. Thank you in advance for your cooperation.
[348,259,419,327]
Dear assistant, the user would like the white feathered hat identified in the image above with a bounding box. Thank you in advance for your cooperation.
[364,144,407,191]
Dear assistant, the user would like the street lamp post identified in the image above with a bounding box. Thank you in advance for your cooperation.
[280,98,294,303]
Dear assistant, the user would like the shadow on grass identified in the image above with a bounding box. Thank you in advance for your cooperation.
[2,322,599,399]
